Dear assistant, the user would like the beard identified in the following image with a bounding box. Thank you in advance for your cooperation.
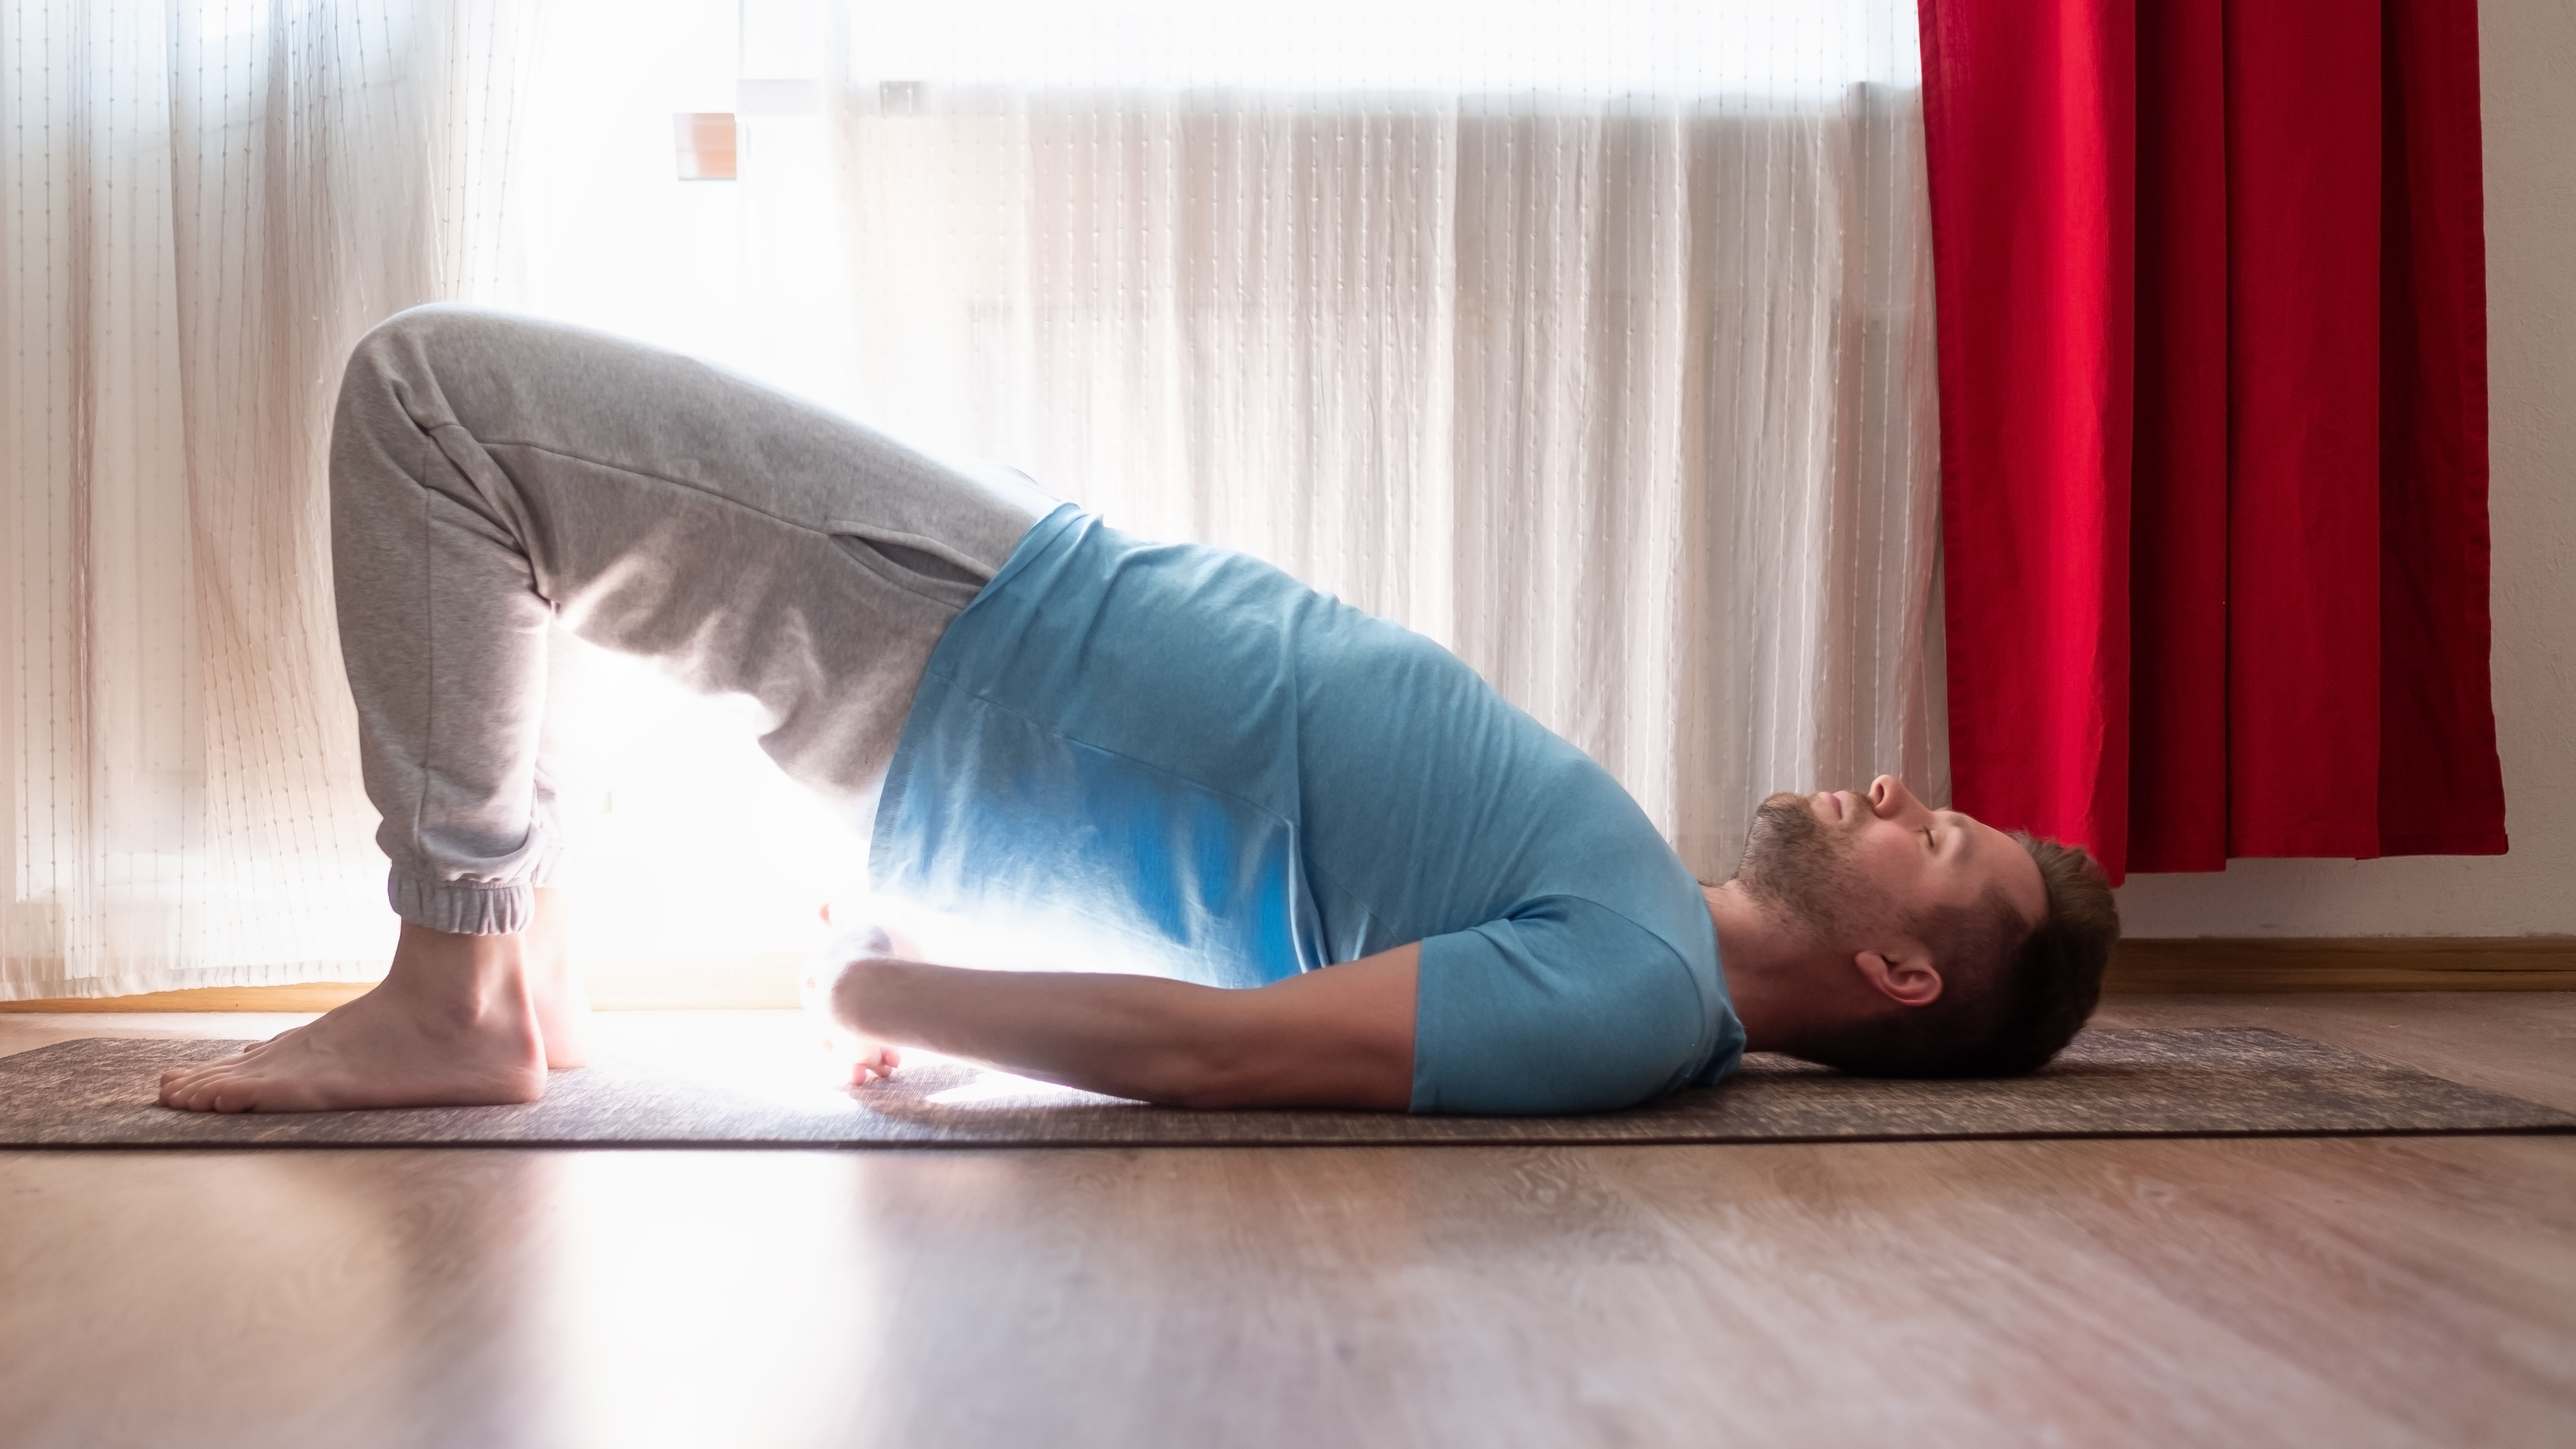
[1733,791,1892,947]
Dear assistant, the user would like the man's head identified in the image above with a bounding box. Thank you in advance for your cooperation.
[1731,776,2118,1077]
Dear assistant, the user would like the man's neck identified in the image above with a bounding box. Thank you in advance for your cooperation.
[1704,880,1836,1057]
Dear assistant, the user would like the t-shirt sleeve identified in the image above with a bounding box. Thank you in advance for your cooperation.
[1409,896,1718,1115]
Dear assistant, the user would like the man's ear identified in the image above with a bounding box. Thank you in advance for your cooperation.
[1853,947,1943,1008]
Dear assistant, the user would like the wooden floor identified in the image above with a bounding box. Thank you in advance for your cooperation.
[2,995,2570,1449]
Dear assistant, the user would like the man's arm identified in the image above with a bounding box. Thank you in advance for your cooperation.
[828,944,1419,1111]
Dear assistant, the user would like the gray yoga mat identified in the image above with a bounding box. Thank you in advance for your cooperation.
[2,1027,2569,1149]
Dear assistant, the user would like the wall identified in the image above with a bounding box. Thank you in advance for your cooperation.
[2115,0,2576,938]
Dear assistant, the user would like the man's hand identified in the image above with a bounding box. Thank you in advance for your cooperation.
[803,923,906,1086]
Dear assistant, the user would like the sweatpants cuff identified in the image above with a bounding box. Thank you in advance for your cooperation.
[388,875,534,935]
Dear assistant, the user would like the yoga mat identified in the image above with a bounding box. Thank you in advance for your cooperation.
[1,1027,2567,1149]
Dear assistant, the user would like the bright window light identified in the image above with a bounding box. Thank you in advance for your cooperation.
[510,0,1919,977]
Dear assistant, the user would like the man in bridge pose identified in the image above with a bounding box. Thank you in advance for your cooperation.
[159,307,2117,1117]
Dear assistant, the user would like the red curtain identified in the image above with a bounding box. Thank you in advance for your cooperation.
[1917,0,2505,883]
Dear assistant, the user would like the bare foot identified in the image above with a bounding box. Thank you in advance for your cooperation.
[525,887,592,1070]
[209,891,590,1072]
[158,922,548,1113]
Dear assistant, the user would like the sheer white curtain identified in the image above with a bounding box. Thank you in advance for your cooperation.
[0,0,530,999]
[2,0,1942,999]
[812,0,1947,879]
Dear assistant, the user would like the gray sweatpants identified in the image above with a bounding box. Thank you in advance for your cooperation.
[330,305,1052,934]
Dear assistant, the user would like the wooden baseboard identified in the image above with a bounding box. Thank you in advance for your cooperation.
[6,940,2571,1011]
[2103,937,2576,994]
[0,984,377,1014]
[0,953,806,1013]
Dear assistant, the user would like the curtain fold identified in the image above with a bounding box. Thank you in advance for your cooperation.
[1918,0,2504,883]
[1913,0,2135,876]
[0,0,531,1000]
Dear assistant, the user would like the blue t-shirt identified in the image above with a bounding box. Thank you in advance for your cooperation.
[870,506,1745,1114]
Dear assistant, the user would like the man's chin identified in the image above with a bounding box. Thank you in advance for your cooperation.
[1735,792,1863,942]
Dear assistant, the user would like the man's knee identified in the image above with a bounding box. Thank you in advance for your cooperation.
[334,303,545,466]
[331,306,512,517]
[344,302,513,392]
[339,304,445,424]
[363,299,520,348]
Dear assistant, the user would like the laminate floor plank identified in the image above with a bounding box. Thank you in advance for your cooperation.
[2,995,2569,1449]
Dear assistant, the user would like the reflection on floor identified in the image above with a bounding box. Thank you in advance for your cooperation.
[3,994,2571,1449]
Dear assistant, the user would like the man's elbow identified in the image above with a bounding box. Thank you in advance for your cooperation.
[1134,1045,1266,1110]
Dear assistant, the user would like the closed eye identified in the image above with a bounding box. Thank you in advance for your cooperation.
[1922,826,1937,852]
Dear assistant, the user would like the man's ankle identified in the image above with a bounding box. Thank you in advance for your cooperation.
[384,921,536,1023]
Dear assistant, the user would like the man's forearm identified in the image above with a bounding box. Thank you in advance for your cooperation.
[834,959,1243,1104]
[830,949,1418,1111]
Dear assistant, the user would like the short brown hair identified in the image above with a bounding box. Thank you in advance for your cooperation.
[1797,833,2119,1078]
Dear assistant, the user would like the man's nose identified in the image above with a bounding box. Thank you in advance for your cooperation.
[1868,775,1932,822]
